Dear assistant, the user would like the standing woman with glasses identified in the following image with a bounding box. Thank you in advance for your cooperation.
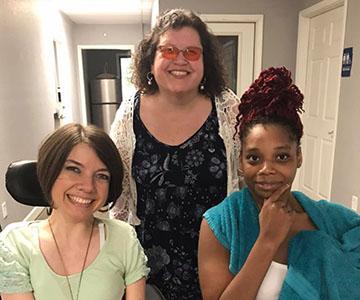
[110,8,242,299]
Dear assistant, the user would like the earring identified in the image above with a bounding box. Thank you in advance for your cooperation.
[199,78,206,91]
[146,72,154,86]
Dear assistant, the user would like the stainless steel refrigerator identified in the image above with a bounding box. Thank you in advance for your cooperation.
[90,78,121,133]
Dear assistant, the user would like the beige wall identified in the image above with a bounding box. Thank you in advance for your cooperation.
[73,24,146,45]
[1,0,357,228]
[159,0,360,209]
[331,0,360,208]
[0,0,77,227]
[159,0,321,74]
[0,1,150,228]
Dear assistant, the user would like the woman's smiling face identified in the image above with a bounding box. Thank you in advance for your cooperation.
[50,143,110,221]
[240,124,302,206]
[151,26,204,96]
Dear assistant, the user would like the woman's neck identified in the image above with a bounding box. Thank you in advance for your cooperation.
[253,192,304,213]
[46,212,95,240]
[153,89,205,107]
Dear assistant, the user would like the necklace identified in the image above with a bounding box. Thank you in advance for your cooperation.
[48,218,95,300]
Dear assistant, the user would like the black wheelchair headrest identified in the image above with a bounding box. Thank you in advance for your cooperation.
[5,160,49,207]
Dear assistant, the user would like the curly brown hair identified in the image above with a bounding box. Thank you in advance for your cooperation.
[131,8,227,97]
[235,66,305,145]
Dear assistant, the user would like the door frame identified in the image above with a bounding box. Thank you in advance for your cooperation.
[77,44,135,124]
[293,0,347,191]
[200,14,263,82]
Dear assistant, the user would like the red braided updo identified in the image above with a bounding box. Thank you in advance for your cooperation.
[236,66,304,144]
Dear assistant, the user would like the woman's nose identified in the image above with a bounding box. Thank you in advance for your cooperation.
[77,175,95,193]
[259,160,276,174]
[174,51,188,63]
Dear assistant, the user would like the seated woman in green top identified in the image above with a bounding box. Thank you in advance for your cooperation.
[0,123,149,300]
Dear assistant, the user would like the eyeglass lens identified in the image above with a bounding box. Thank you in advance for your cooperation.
[158,46,202,61]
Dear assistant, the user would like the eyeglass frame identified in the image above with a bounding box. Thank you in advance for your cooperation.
[156,45,203,61]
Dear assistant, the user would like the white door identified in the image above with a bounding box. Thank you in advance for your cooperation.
[298,5,345,200]
[206,22,255,96]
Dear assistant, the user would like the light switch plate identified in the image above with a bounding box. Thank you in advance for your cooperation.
[351,195,359,211]
[1,202,8,219]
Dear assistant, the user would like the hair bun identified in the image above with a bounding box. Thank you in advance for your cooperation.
[236,66,304,141]
[240,66,303,117]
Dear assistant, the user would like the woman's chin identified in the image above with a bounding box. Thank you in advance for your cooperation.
[254,188,277,201]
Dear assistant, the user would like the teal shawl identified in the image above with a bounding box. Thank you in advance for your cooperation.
[204,187,360,299]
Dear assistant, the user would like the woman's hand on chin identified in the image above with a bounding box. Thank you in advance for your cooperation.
[258,184,296,248]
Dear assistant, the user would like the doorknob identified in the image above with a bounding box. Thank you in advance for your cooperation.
[328,130,334,135]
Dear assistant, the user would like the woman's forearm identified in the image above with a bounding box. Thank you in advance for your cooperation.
[219,238,278,300]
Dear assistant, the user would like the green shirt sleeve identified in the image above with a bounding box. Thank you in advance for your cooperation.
[123,224,150,286]
[0,223,34,293]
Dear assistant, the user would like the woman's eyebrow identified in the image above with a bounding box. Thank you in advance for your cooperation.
[65,159,110,173]
[274,145,292,150]
[65,159,82,166]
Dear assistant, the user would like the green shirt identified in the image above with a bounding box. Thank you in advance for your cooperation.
[0,217,149,299]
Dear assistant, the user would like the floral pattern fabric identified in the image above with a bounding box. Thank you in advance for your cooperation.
[109,89,242,226]
[132,96,227,299]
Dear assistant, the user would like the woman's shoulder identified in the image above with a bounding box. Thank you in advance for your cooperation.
[216,88,240,105]
[0,223,36,294]
[100,217,132,227]
[293,191,358,216]
[204,188,250,226]
[1,221,39,242]
[98,217,136,239]
[293,191,360,235]
[221,87,239,97]
[0,221,40,265]
[208,188,248,211]
[110,91,139,132]
[97,218,147,271]
[117,91,140,113]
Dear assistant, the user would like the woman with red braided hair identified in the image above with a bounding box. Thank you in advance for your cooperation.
[198,66,360,299]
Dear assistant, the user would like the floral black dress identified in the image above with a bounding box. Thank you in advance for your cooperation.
[132,95,227,299]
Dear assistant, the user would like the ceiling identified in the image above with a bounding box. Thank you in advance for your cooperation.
[55,0,154,24]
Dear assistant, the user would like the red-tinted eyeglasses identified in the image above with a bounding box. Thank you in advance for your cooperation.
[157,45,203,61]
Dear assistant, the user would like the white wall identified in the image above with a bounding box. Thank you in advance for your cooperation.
[331,0,360,209]
[0,0,77,227]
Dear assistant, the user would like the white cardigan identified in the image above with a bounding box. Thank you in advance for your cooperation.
[109,88,242,225]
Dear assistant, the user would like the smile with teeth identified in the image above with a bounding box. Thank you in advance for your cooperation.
[170,70,189,76]
[68,195,93,205]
